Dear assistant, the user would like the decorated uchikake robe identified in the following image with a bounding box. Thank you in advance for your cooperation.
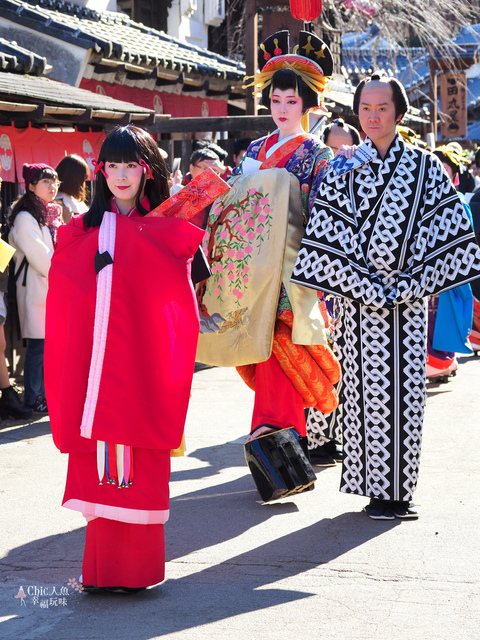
[292,135,480,501]
[195,132,339,434]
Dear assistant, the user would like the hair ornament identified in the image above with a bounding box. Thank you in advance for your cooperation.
[139,159,154,180]
[260,44,271,61]
[397,126,427,149]
[92,160,108,179]
[243,58,329,96]
[302,36,315,55]
[245,30,333,101]
[434,144,467,166]
[273,39,282,56]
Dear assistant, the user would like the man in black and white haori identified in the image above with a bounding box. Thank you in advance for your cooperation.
[292,72,480,520]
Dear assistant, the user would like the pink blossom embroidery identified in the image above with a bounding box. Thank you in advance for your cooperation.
[206,187,273,306]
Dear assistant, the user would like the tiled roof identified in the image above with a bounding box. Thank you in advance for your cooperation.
[0,62,158,126]
[467,77,480,111]
[0,0,245,82]
[343,23,480,96]
[454,24,480,46]
[343,48,428,92]
[0,71,152,112]
[0,36,48,75]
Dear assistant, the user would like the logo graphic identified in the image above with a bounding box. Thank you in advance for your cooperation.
[14,579,83,608]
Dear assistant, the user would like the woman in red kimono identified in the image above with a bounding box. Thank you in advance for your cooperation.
[45,125,209,593]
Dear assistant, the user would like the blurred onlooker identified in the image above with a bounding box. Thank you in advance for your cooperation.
[7,163,61,413]
[55,154,90,223]
[469,148,480,192]
[444,142,476,195]
[322,118,361,154]
[184,147,226,185]
[0,162,32,421]
[183,140,232,185]
[232,138,253,168]
[469,149,480,242]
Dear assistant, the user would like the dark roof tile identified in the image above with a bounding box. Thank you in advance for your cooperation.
[0,36,47,74]
[0,0,245,80]
[0,70,153,114]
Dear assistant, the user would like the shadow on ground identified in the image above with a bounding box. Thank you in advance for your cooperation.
[1,464,399,639]
[0,417,51,444]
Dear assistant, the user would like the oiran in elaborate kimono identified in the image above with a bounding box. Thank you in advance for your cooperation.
[196,31,340,452]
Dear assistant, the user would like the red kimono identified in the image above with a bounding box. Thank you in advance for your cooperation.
[45,203,204,588]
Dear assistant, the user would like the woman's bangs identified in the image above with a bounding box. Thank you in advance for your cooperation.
[100,129,140,164]
[35,168,58,182]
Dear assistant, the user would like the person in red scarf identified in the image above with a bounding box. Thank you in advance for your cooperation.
[8,163,62,413]
[44,125,210,593]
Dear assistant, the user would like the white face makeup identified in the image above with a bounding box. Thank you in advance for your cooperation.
[270,88,304,140]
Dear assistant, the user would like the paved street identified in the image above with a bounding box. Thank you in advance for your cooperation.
[1,356,479,640]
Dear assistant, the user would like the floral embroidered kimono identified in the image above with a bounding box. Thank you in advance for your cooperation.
[197,131,334,436]
[292,135,480,501]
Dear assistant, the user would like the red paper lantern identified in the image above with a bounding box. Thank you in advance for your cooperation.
[290,0,323,21]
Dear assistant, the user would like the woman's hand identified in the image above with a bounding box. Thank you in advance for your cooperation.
[334,144,358,159]
[171,168,183,186]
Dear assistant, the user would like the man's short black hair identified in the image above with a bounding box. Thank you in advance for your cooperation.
[323,118,362,146]
[234,138,253,157]
[353,71,409,120]
[190,147,219,166]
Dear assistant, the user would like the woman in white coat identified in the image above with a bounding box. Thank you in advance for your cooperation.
[8,163,62,413]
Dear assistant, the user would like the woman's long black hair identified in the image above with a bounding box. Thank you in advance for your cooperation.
[84,125,170,228]
[8,167,58,229]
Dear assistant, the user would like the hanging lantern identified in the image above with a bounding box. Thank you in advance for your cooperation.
[290,0,323,22]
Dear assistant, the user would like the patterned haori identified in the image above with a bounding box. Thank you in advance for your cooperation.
[292,135,480,500]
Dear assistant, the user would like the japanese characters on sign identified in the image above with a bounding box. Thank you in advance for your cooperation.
[440,72,467,138]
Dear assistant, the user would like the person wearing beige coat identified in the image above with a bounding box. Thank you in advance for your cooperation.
[8,163,61,412]
[9,211,53,338]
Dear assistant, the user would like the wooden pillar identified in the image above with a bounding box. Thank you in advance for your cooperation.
[428,44,438,143]
[245,0,258,115]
